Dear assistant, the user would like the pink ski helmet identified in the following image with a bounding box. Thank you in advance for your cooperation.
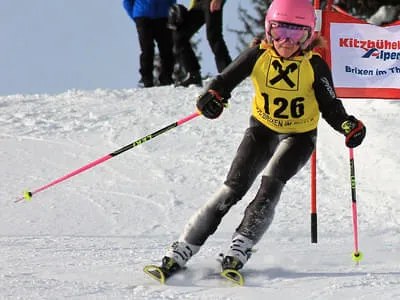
[265,0,316,48]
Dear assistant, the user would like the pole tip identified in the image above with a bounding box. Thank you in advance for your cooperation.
[352,251,363,262]
[23,190,33,200]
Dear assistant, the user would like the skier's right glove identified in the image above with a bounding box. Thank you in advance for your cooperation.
[196,89,226,119]
[341,116,366,148]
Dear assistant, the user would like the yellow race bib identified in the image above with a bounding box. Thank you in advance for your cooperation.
[251,46,320,133]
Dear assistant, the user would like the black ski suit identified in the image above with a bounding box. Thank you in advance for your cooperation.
[179,42,352,246]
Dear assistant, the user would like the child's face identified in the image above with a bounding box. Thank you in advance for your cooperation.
[273,39,300,58]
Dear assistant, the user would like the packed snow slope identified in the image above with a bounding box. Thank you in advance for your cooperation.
[1,80,399,299]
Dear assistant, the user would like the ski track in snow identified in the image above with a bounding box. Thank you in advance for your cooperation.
[1,82,399,299]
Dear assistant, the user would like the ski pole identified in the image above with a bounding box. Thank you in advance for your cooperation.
[311,150,318,243]
[349,148,363,263]
[15,111,200,203]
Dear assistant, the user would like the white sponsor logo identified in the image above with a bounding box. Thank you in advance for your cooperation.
[321,77,336,98]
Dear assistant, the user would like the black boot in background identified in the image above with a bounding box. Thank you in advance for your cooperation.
[138,78,154,88]
[175,71,202,87]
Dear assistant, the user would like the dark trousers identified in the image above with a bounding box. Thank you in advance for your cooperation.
[225,117,317,197]
[135,17,174,85]
[180,117,317,246]
[173,3,232,74]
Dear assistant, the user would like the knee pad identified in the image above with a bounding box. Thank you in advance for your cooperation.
[206,184,241,216]
[253,176,284,207]
[236,176,285,243]
[180,185,240,245]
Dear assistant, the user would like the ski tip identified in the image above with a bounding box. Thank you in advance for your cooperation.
[143,265,166,284]
[220,269,244,286]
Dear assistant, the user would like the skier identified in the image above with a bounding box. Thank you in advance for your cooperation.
[123,0,176,87]
[149,0,366,280]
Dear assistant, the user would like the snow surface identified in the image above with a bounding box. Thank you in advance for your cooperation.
[1,81,399,299]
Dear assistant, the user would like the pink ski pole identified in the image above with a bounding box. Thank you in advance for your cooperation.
[15,111,200,203]
[349,148,363,263]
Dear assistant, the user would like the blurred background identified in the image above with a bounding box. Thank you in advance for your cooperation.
[0,0,398,96]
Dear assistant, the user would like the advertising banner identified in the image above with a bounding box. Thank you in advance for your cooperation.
[322,11,400,99]
[330,23,400,88]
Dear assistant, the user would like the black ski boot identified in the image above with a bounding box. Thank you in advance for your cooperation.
[220,254,243,271]
[138,78,154,88]
[175,71,203,87]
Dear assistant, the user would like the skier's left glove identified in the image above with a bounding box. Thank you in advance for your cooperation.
[196,89,227,119]
[341,116,366,148]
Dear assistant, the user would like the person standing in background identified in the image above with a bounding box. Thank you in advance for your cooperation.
[169,0,232,87]
[123,0,176,88]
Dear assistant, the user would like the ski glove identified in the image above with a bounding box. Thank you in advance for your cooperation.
[196,89,227,119]
[341,116,366,148]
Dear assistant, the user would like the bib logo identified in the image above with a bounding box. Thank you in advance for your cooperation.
[267,59,300,91]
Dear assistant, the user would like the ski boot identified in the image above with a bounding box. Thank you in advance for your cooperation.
[219,234,254,285]
[144,240,200,284]
[175,71,203,87]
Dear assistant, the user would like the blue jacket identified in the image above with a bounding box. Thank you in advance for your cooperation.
[123,0,176,20]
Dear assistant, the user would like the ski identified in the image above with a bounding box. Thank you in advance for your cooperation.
[143,264,184,284]
[220,269,244,286]
[218,253,245,285]
[143,265,168,284]
[144,261,245,286]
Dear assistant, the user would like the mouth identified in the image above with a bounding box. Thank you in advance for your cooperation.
[279,44,296,49]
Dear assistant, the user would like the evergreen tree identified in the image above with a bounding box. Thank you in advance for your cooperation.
[229,0,272,52]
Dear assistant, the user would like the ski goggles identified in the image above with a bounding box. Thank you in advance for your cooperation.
[269,22,311,44]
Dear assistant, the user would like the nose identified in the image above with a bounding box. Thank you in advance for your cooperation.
[278,38,296,45]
